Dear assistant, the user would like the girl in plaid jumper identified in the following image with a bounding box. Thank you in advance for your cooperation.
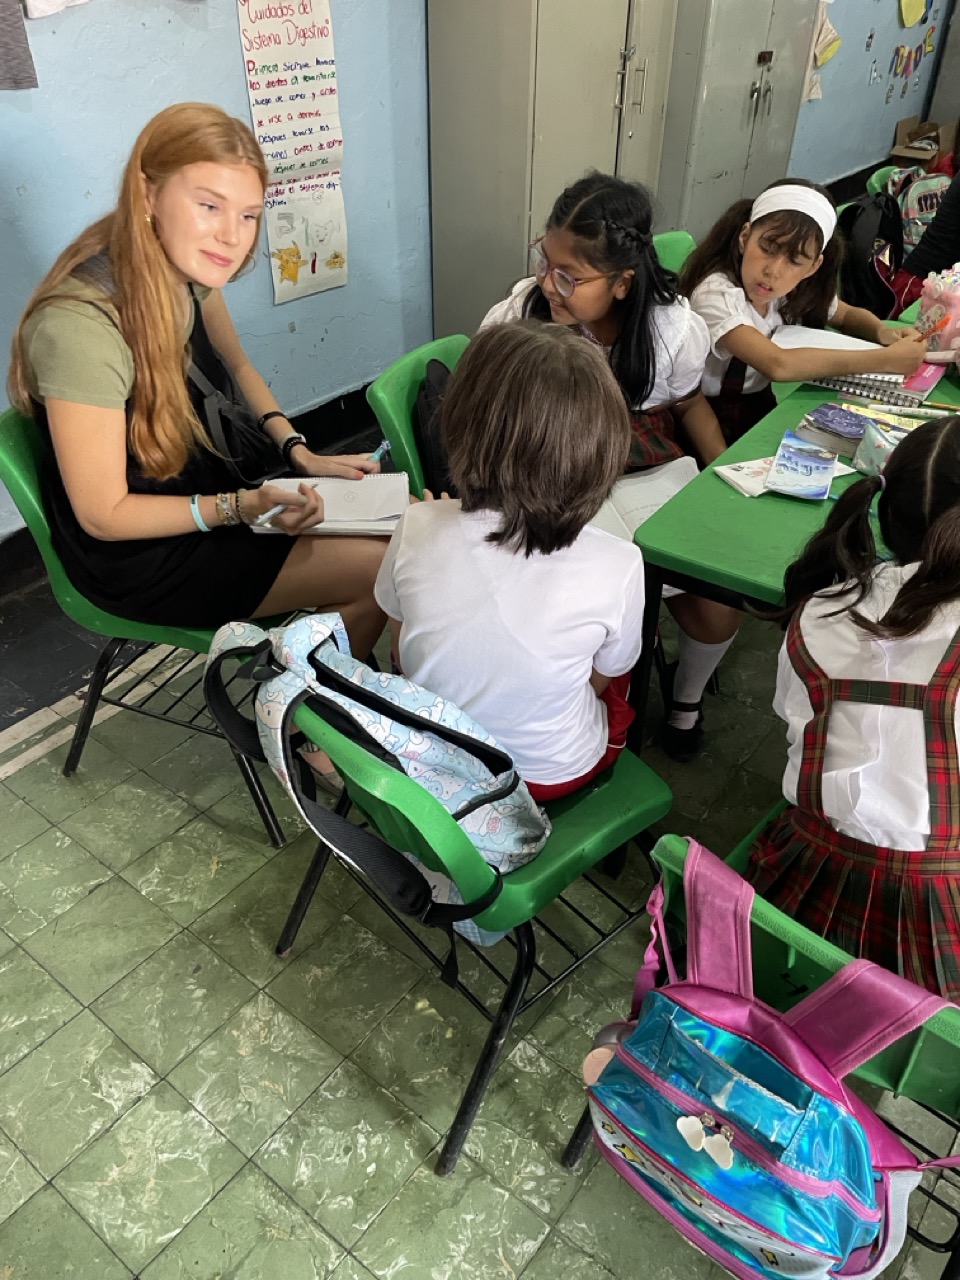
[746,418,960,998]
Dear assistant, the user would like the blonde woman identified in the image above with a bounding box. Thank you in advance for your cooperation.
[8,102,385,659]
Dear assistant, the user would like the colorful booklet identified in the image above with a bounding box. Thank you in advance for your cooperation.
[716,453,854,498]
[763,430,837,500]
[793,403,867,455]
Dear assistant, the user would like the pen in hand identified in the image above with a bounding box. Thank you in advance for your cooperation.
[369,439,391,464]
[255,503,288,527]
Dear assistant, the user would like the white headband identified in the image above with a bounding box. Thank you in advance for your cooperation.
[750,185,837,247]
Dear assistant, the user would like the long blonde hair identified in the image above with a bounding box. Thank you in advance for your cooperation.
[8,102,268,480]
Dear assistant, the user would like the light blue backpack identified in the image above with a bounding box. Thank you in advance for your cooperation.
[203,613,550,948]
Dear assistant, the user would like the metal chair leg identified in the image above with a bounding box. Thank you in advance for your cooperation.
[63,637,125,776]
[275,789,351,955]
[435,922,537,1176]
[231,748,285,849]
[561,1104,594,1169]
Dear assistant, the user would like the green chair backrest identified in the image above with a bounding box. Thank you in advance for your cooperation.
[651,833,960,1117]
[0,406,212,651]
[293,700,672,934]
[898,298,921,324]
[866,164,897,197]
[652,230,697,275]
[365,335,471,498]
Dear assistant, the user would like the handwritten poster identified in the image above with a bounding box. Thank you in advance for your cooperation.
[237,0,348,303]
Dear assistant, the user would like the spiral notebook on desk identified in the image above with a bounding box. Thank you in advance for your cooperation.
[772,325,945,406]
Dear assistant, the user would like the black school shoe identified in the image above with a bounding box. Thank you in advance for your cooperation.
[661,700,705,762]
[658,662,705,762]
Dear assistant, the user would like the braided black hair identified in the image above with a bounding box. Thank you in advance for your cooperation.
[522,171,678,410]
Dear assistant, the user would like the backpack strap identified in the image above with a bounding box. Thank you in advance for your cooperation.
[782,957,949,1078]
[683,839,754,1000]
[202,623,277,762]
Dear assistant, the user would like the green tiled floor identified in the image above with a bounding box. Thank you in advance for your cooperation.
[0,615,947,1277]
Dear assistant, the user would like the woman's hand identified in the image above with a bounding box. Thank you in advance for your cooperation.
[246,481,324,534]
[874,334,927,375]
[878,324,922,345]
[290,447,380,480]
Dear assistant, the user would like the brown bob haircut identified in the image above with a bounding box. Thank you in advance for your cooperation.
[441,321,630,556]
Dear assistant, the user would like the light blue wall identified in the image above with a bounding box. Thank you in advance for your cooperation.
[0,0,431,537]
[789,0,953,185]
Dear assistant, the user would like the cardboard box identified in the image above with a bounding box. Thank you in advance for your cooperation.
[889,115,957,166]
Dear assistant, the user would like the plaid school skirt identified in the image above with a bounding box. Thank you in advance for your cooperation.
[745,806,960,999]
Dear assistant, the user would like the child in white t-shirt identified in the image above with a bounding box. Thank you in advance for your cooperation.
[681,178,926,444]
[375,321,644,800]
[478,171,739,762]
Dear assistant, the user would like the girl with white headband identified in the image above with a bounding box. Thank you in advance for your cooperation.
[682,178,926,443]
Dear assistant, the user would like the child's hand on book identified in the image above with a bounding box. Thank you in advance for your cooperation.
[877,325,922,345]
[875,335,927,375]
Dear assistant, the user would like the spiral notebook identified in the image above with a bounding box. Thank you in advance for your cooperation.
[772,325,945,406]
[251,472,409,535]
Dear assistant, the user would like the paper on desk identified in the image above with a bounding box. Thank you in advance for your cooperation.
[590,457,698,540]
[773,325,880,353]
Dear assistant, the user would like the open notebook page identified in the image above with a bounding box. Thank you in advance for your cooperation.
[589,457,698,542]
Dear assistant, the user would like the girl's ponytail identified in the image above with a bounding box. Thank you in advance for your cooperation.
[780,476,883,624]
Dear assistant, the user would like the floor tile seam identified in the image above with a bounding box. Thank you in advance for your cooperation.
[0,723,76,782]
[140,1159,349,1278]
[48,1079,251,1249]
[0,955,85,1080]
[1,1182,137,1277]
[244,1063,444,1254]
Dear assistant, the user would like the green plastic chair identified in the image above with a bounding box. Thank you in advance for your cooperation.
[652,229,697,275]
[276,696,672,1175]
[366,335,471,497]
[0,406,284,844]
[867,164,898,197]
[899,298,922,324]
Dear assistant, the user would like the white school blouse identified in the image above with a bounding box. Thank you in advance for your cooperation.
[777,563,960,850]
[690,272,839,397]
[374,500,646,786]
[479,278,710,411]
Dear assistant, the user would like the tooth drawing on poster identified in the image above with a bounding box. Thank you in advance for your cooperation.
[236,0,348,303]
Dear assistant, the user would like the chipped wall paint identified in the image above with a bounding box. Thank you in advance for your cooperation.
[0,0,431,537]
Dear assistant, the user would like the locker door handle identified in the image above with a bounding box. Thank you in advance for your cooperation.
[749,80,761,123]
[631,59,648,114]
[614,69,626,110]
[762,81,773,116]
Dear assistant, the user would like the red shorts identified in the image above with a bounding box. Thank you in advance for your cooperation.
[525,672,635,802]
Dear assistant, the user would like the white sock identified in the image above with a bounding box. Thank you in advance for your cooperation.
[668,629,738,730]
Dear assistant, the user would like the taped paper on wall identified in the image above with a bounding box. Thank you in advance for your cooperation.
[236,0,348,304]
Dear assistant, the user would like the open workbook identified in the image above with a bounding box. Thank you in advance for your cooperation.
[589,457,698,541]
[251,472,409,535]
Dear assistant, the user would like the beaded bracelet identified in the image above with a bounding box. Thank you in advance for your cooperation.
[235,489,252,526]
[189,494,211,533]
[257,410,289,432]
[215,492,240,526]
[280,433,308,468]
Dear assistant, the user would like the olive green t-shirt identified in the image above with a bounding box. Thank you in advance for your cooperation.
[22,277,212,409]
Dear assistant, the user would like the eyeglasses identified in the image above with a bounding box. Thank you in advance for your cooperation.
[528,238,616,299]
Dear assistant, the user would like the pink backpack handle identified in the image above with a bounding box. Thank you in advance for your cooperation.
[683,840,755,1000]
[783,958,950,1077]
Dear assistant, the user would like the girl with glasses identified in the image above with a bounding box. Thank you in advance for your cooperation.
[479,171,737,762]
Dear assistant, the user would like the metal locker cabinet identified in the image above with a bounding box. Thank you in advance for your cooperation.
[656,0,818,242]
[427,0,671,339]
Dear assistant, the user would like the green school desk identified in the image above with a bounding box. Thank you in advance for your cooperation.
[630,378,960,740]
